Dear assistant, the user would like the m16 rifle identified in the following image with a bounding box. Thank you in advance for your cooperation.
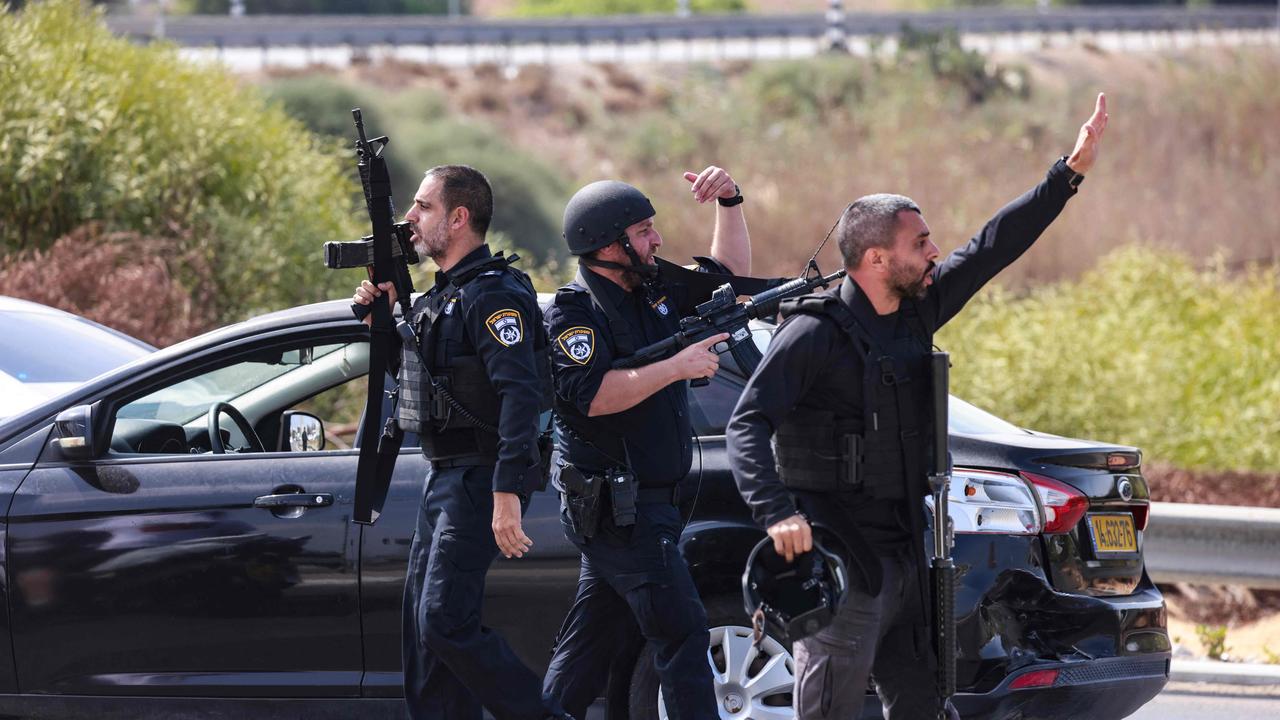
[323,108,420,525]
[612,261,845,385]
[929,351,957,719]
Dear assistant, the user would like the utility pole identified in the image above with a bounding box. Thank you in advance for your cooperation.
[824,0,848,53]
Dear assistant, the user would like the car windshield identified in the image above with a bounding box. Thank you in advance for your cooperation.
[0,311,150,383]
[117,344,347,425]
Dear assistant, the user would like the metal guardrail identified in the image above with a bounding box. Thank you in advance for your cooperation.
[1145,502,1280,590]
[104,7,1279,48]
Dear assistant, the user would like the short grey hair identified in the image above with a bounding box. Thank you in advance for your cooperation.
[835,194,921,269]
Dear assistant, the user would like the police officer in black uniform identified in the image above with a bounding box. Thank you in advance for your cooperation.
[727,95,1109,719]
[354,165,570,720]
[541,167,752,720]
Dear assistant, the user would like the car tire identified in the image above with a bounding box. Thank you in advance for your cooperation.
[629,595,797,720]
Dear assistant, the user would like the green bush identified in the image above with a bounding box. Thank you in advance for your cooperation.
[183,0,458,14]
[0,0,363,320]
[263,77,569,262]
[938,246,1280,472]
[393,118,571,262]
[514,0,744,17]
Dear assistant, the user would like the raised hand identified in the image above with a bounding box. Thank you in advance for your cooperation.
[683,166,738,204]
[1066,92,1109,176]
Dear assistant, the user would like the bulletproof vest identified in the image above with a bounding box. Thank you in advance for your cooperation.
[773,293,934,499]
[395,252,552,460]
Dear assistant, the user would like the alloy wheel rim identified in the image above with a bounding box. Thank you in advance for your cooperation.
[657,624,795,720]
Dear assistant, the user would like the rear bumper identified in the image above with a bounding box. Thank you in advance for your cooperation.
[953,654,1171,720]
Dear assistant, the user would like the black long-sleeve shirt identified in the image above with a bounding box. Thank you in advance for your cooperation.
[728,159,1080,533]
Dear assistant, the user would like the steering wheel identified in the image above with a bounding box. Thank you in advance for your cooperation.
[207,401,265,454]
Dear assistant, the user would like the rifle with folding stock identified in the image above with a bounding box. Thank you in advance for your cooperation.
[612,261,845,386]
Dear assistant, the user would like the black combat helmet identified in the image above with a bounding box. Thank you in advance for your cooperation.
[562,180,656,256]
[742,525,851,644]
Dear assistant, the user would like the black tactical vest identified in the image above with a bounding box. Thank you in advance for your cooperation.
[773,293,934,500]
[395,253,552,460]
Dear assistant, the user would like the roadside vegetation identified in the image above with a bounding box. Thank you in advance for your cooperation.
[512,0,744,16]
[938,247,1280,473]
[0,0,364,341]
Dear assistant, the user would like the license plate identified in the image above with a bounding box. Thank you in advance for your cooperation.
[1087,513,1138,554]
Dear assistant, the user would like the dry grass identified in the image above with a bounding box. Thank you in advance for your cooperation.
[324,44,1279,287]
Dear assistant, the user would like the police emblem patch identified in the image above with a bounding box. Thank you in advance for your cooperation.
[651,295,670,316]
[557,326,595,365]
[485,309,524,347]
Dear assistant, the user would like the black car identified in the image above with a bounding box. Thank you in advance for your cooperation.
[0,299,1168,720]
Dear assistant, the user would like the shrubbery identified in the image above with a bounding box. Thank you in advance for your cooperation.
[0,0,363,323]
[265,77,571,262]
[514,0,744,17]
[938,246,1280,472]
[183,0,458,14]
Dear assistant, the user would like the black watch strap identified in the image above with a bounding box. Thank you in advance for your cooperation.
[1060,156,1085,190]
[717,184,744,207]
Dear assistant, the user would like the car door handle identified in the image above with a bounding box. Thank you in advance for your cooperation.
[253,492,334,509]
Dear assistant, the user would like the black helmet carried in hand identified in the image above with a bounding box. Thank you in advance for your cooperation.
[742,525,851,645]
[562,180,656,256]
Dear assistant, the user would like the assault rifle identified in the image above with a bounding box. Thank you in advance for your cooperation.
[612,261,845,385]
[929,352,957,719]
[323,108,420,525]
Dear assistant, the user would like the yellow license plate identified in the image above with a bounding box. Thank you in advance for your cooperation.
[1087,513,1138,554]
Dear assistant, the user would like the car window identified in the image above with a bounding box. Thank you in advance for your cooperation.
[109,341,369,455]
[949,396,1027,435]
[117,345,346,426]
[0,311,150,383]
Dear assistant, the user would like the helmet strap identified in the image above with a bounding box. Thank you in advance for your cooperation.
[579,236,662,296]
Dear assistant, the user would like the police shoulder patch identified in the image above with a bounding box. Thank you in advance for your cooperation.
[485,309,524,347]
[557,326,595,365]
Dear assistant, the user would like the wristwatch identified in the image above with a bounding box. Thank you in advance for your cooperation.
[1060,157,1085,190]
[717,184,744,207]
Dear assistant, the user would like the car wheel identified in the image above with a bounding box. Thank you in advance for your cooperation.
[629,596,796,720]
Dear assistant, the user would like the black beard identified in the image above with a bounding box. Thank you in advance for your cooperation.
[890,261,934,301]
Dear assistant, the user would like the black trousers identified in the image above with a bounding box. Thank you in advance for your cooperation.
[542,501,718,720]
[402,464,563,720]
[793,551,960,720]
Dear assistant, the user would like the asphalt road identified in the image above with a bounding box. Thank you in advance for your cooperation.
[1127,683,1280,720]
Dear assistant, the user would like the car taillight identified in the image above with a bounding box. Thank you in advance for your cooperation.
[1009,668,1059,689]
[926,469,1041,535]
[1022,472,1089,534]
[1129,503,1150,531]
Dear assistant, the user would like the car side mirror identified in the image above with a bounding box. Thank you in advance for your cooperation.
[53,405,101,461]
[279,411,325,452]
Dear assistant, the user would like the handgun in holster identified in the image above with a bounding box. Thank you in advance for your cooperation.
[560,464,604,539]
